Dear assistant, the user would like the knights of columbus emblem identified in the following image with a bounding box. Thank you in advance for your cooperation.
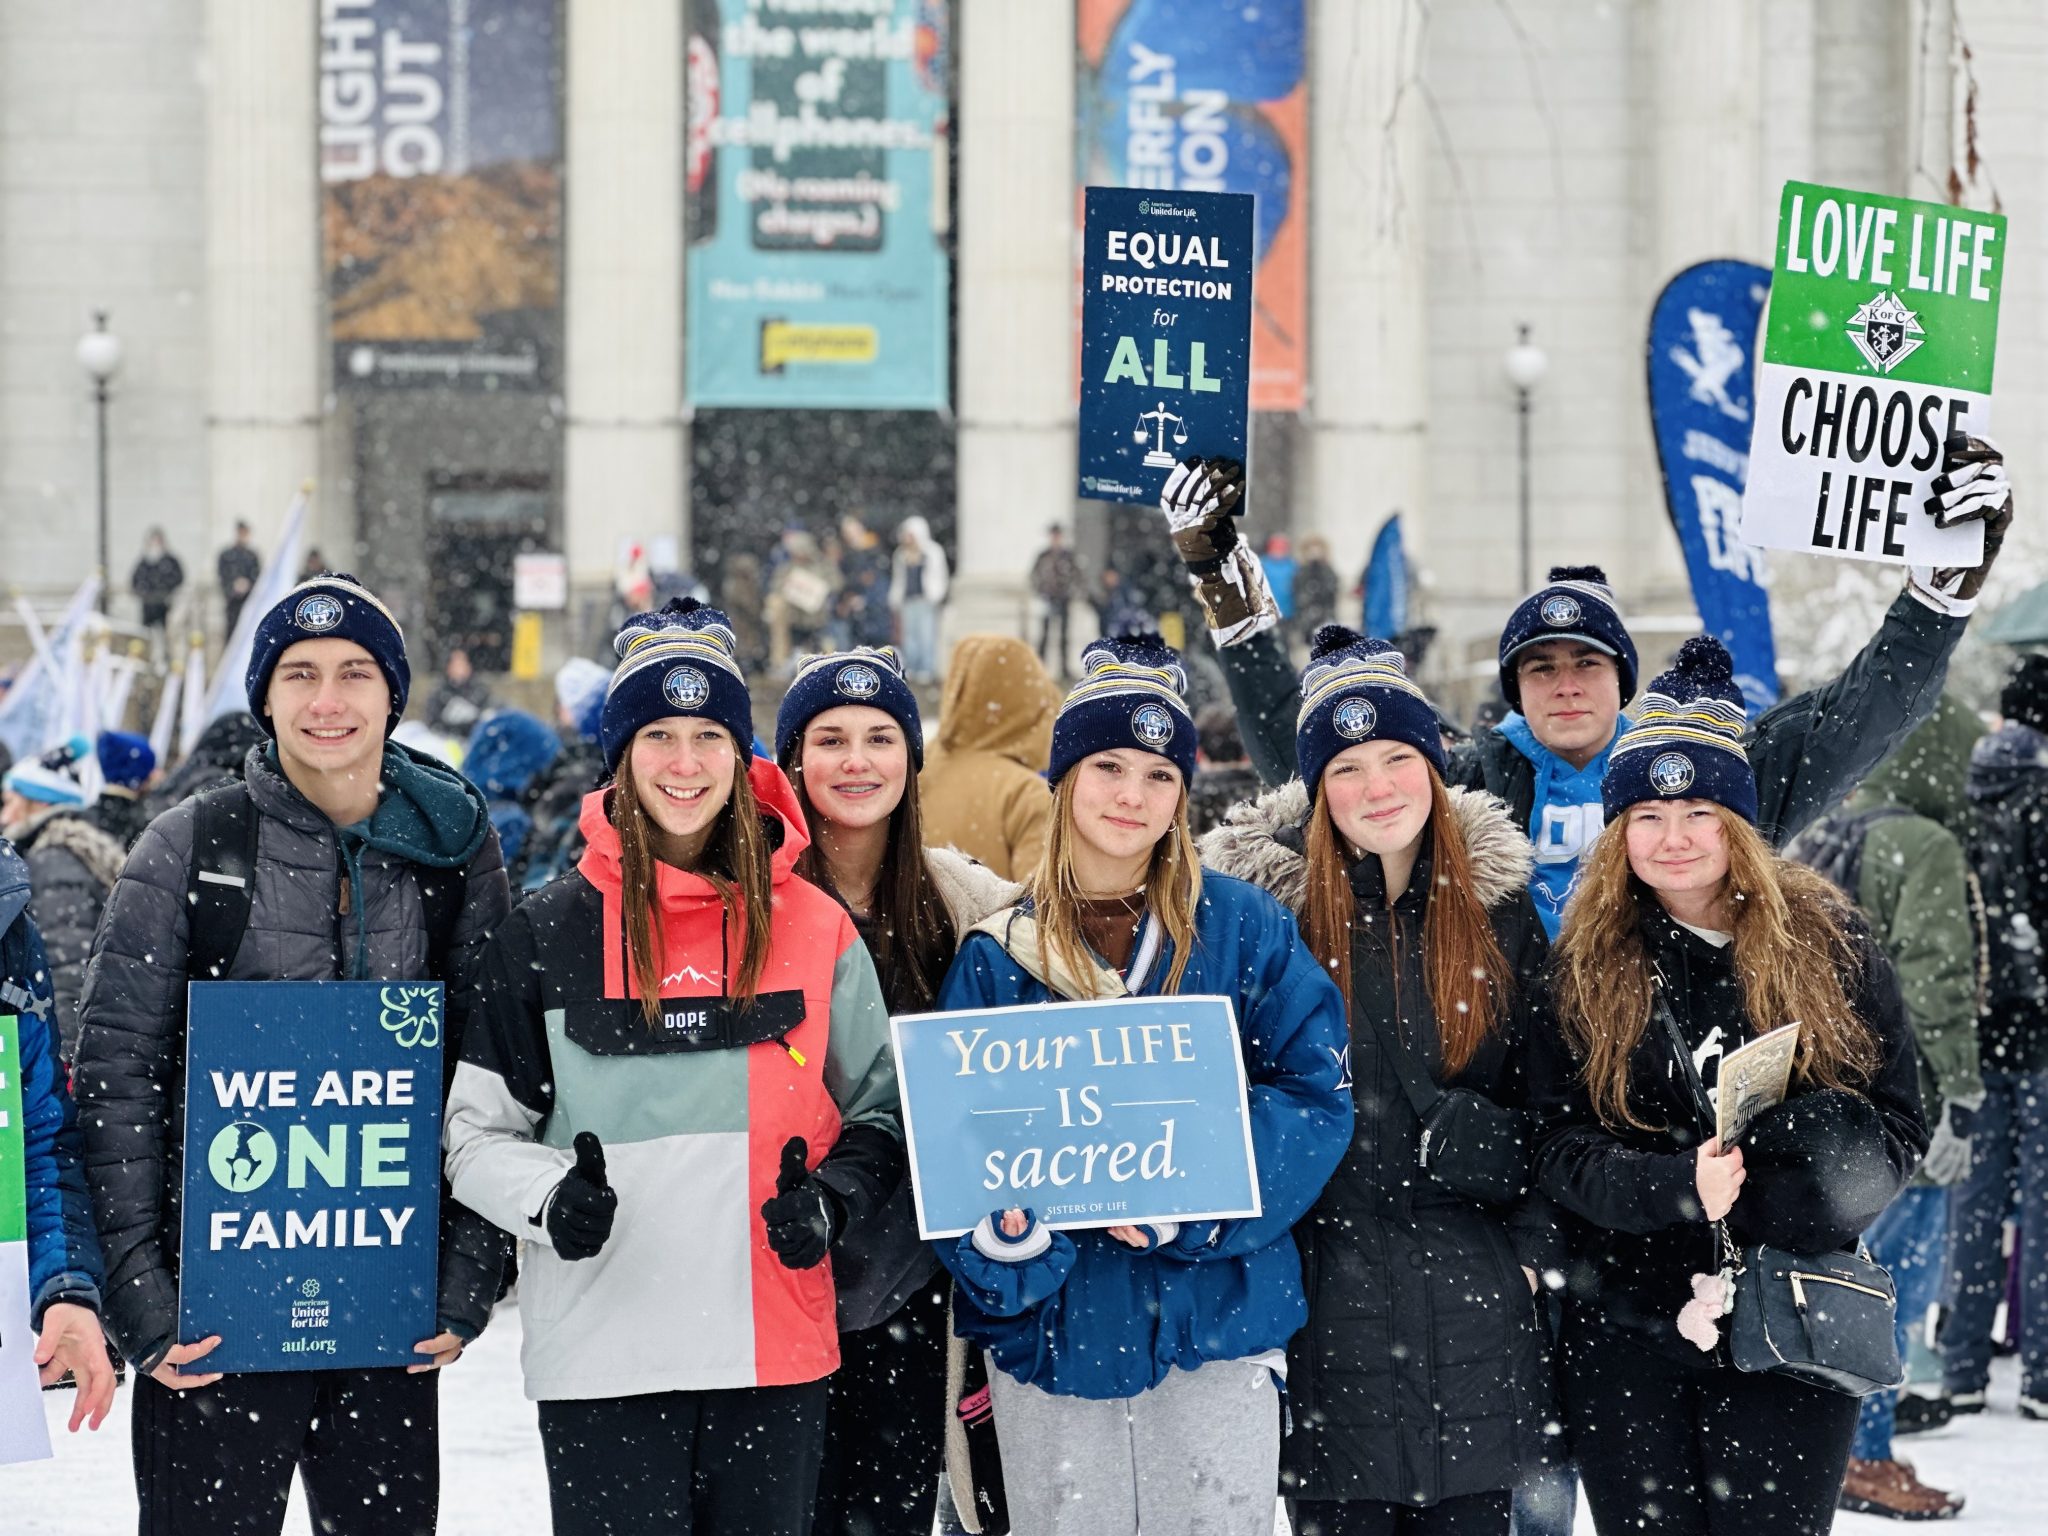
[1846,291,1926,375]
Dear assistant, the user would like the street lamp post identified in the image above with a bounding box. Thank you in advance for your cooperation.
[77,310,123,613]
[1502,323,1549,595]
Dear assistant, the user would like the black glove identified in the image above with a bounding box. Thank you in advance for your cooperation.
[760,1136,843,1271]
[544,1132,617,1262]
[1926,431,2013,603]
[1159,456,1245,575]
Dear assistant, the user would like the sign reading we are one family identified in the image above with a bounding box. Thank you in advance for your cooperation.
[1741,180,2006,568]
[179,982,444,1373]
[892,995,1261,1238]
[1078,186,1254,505]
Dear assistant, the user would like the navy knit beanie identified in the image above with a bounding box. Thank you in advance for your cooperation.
[1498,564,1638,708]
[600,599,753,772]
[775,647,923,768]
[1049,633,1198,785]
[1296,626,1447,792]
[1602,636,1757,824]
[245,574,410,737]
[96,730,156,790]
[2001,654,2048,735]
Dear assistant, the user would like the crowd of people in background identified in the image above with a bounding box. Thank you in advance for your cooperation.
[1,429,2042,1536]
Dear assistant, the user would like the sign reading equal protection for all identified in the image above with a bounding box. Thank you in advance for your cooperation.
[1741,180,2005,568]
[179,982,444,1374]
[1078,186,1254,505]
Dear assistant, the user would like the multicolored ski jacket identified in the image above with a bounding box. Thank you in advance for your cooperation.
[444,760,901,1401]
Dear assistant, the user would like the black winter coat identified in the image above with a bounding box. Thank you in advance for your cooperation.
[9,808,126,1062]
[73,743,512,1371]
[1202,783,1563,1506]
[1529,898,1928,1364]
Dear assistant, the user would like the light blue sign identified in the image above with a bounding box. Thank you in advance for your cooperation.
[1078,186,1254,504]
[180,981,444,1373]
[892,995,1261,1238]
[684,0,951,409]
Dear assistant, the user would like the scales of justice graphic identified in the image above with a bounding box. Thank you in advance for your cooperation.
[1133,402,1191,468]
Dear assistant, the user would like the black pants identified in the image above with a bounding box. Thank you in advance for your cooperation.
[1563,1321,1858,1536]
[1037,602,1071,675]
[538,1379,829,1536]
[1290,1492,1510,1535]
[131,1367,438,1536]
[814,1282,950,1536]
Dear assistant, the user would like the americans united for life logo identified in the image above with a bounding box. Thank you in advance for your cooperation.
[1846,291,1926,375]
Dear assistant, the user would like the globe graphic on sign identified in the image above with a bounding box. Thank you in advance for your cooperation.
[207,1120,278,1192]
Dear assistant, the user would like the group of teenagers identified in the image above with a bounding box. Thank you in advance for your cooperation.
[5,433,2017,1536]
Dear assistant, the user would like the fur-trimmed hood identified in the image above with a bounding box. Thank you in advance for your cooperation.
[1197,779,1533,914]
[10,807,126,892]
[927,843,1024,937]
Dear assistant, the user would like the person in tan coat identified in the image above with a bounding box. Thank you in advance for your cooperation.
[918,635,1061,881]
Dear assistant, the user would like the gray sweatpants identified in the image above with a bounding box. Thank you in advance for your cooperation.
[986,1356,1281,1536]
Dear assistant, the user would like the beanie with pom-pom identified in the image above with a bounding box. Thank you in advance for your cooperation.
[1295,625,1447,792]
[600,598,754,771]
[1497,563,1638,708]
[1601,635,1756,823]
[1048,632,1197,785]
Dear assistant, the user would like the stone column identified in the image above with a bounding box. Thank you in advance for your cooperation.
[1305,0,1430,611]
[562,0,685,629]
[951,2,1078,643]
[205,0,323,587]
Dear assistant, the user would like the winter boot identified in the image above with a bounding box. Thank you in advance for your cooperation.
[1892,1392,1955,1437]
[2019,1394,2048,1421]
[1838,1458,1965,1520]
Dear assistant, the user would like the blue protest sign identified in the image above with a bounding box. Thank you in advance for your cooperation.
[892,995,1261,1238]
[179,982,444,1373]
[1648,259,1779,712]
[1078,187,1254,505]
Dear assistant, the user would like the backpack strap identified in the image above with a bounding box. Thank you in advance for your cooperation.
[413,866,465,983]
[185,782,260,980]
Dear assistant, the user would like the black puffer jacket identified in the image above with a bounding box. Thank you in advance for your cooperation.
[1529,898,1928,1364]
[1202,782,1562,1507]
[73,742,512,1371]
[8,807,126,1061]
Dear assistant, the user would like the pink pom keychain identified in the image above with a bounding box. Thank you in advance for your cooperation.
[1677,1268,1735,1351]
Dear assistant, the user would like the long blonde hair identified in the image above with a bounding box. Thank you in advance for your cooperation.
[1025,772,1201,997]
[611,748,775,1024]
[1300,771,1509,1075]
[1551,805,1880,1131]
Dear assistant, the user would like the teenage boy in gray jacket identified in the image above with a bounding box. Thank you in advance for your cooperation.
[75,575,510,1536]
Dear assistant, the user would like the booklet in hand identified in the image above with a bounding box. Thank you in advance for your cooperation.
[1716,1022,1801,1147]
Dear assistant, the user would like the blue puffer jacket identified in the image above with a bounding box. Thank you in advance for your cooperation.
[936,872,1352,1400]
[0,840,104,1324]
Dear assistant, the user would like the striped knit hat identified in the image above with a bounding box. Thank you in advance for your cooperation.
[1602,636,1756,823]
[600,598,753,772]
[245,573,410,736]
[1295,626,1446,791]
[1049,633,1197,784]
[1498,564,1639,708]
[775,646,923,769]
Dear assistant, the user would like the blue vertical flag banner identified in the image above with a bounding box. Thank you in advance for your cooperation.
[319,0,563,390]
[892,995,1261,1238]
[179,982,445,1373]
[1647,260,1780,712]
[684,0,952,409]
[1078,187,1254,505]
[1362,514,1408,640]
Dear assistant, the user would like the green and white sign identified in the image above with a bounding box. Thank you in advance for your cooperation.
[0,1013,54,1464]
[1740,181,2005,567]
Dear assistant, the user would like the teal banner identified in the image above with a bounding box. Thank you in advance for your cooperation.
[685,0,952,409]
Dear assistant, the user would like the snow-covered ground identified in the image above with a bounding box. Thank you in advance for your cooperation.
[8,1305,2038,1532]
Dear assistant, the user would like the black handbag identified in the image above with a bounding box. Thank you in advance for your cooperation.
[1372,1001,1530,1205]
[1654,991,1903,1397]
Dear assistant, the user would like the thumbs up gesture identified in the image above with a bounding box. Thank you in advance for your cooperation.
[759,1136,844,1271]
[544,1131,618,1261]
